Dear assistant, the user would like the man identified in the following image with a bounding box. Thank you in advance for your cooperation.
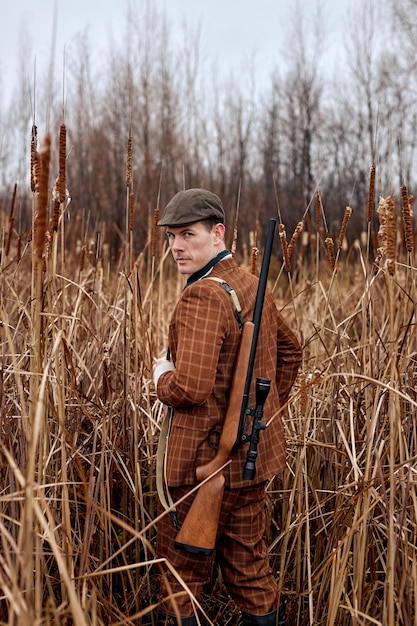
[153,189,302,626]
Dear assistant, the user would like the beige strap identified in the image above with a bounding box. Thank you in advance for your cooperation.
[204,276,243,329]
[156,406,180,528]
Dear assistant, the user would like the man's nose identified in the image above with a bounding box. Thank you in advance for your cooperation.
[171,237,183,251]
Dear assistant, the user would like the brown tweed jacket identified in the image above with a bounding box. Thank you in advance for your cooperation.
[157,256,302,489]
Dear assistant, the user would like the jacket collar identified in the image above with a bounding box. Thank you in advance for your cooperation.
[185,249,232,287]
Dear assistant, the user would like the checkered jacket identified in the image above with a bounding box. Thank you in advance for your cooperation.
[157,256,302,489]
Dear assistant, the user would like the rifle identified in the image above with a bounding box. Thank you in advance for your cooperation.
[174,218,277,555]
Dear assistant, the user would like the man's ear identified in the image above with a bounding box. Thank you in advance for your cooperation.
[213,222,226,243]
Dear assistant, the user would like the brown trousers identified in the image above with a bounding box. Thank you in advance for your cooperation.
[156,482,278,618]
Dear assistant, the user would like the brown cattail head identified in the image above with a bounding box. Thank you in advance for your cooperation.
[367,164,376,222]
[337,206,352,250]
[385,195,396,275]
[378,195,396,275]
[325,236,336,270]
[377,196,387,243]
[288,220,304,257]
[315,190,321,235]
[231,209,239,257]
[9,182,17,221]
[58,124,66,203]
[401,184,414,253]
[50,198,60,232]
[128,191,134,232]
[79,244,86,272]
[30,125,38,193]
[151,207,160,257]
[251,247,258,275]
[372,246,384,275]
[125,134,133,188]
[279,223,291,272]
[409,194,414,249]
[5,218,14,258]
[34,133,51,260]
[32,151,41,194]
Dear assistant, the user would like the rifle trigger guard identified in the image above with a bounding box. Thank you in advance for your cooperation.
[208,427,222,449]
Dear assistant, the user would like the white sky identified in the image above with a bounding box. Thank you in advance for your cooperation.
[0,0,353,106]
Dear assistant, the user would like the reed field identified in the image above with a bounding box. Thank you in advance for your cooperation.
[0,126,416,626]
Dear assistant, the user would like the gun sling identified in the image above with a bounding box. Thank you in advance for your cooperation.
[156,278,243,526]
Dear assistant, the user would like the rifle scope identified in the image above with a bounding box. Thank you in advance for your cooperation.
[243,377,270,481]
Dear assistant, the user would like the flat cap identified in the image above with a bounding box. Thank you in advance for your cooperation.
[158,188,225,227]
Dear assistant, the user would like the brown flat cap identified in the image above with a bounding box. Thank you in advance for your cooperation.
[158,188,225,226]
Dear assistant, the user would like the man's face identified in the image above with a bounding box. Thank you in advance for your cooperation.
[166,221,225,275]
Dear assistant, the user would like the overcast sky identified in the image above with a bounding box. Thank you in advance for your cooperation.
[0,0,353,106]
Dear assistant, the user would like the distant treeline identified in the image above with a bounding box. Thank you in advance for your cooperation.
[0,0,415,259]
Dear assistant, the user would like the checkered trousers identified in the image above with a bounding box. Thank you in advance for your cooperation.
[156,482,278,618]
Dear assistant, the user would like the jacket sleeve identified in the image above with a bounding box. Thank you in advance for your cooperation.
[156,284,229,407]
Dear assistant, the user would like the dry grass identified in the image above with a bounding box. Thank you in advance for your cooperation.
[0,133,416,625]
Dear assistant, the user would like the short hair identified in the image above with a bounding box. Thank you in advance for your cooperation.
[201,217,224,232]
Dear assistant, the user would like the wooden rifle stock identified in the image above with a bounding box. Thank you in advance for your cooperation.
[174,219,277,556]
[174,320,254,555]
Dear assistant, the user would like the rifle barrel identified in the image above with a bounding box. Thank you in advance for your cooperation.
[236,218,277,446]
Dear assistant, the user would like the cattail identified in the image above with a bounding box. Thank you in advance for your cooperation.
[151,207,160,257]
[128,191,134,232]
[5,183,17,256]
[79,244,86,272]
[34,134,51,260]
[325,236,336,270]
[385,195,396,275]
[409,195,414,249]
[30,125,38,193]
[315,190,321,235]
[5,217,14,257]
[401,185,414,253]
[377,196,387,243]
[125,134,133,188]
[50,198,60,232]
[367,164,376,222]
[288,220,304,257]
[337,206,352,250]
[279,223,290,272]
[32,151,41,194]
[58,124,66,203]
[372,246,384,275]
[251,247,258,275]
[43,230,51,271]
[231,210,239,257]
